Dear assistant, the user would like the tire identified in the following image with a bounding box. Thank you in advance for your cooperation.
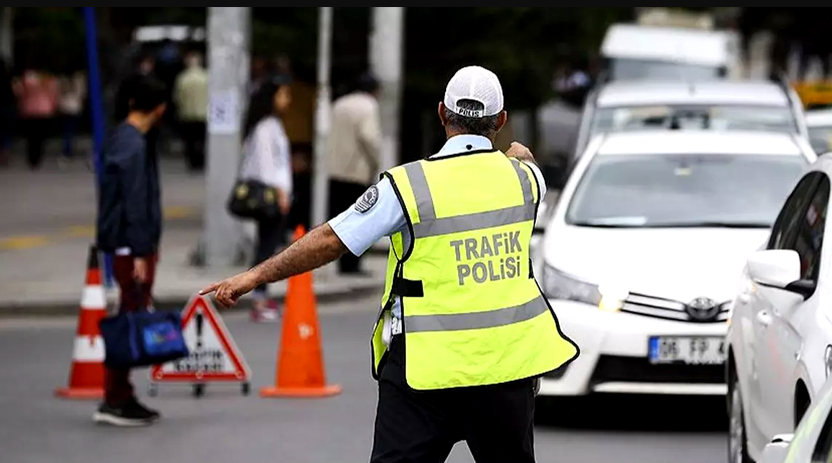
[729,375,753,463]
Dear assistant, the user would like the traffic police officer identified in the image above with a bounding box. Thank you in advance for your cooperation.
[201,65,579,463]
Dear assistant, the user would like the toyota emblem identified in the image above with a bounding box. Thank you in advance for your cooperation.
[685,297,719,322]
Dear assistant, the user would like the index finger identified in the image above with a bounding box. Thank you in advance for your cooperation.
[199,282,220,295]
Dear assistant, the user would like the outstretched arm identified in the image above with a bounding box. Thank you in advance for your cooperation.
[200,224,348,307]
[253,223,347,284]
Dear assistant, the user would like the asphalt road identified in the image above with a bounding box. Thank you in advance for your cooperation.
[1,294,727,463]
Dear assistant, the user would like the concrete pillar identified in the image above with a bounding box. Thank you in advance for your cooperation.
[369,7,405,172]
[204,7,250,267]
[311,7,333,230]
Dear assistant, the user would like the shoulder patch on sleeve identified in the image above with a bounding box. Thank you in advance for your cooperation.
[354,185,379,213]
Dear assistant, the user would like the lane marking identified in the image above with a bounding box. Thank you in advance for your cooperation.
[164,206,196,220]
[0,206,198,251]
[0,235,49,250]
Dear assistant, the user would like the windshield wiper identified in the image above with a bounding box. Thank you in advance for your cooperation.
[569,220,645,228]
[641,221,770,229]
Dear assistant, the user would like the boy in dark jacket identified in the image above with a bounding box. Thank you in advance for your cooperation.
[94,77,167,426]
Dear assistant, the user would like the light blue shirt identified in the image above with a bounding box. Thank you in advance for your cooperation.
[328,135,548,320]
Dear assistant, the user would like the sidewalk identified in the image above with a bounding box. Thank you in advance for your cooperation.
[0,227,387,316]
[0,148,389,316]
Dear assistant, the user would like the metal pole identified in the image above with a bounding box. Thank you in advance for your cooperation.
[369,7,404,172]
[204,7,250,267]
[311,7,333,229]
[83,7,113,287]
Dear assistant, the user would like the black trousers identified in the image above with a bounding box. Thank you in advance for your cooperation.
[252,214,286,295]
[22,117,50,169]
[370,335,537,463]
[179,120,206,171]
[328,179,368,273]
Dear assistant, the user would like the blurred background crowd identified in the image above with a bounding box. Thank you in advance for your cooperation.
[2,7,832,225]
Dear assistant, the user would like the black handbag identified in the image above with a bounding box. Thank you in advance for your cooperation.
[226,178,280,221]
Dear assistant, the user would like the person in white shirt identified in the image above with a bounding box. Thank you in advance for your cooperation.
[238,74,293,322]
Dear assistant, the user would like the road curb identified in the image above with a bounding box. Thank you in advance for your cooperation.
[0,281,385,317]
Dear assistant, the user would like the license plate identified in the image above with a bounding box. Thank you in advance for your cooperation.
[648,336,726,365]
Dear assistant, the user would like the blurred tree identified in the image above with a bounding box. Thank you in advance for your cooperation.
[404,7,632,110]
[13,7,85,73]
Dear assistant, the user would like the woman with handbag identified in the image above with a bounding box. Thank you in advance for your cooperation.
[235,74,293,322]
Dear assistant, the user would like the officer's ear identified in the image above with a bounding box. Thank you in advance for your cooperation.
[438,102,448,127]
[495,110,508,133]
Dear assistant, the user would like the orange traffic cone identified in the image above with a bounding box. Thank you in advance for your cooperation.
[55,245,108,399]
[260,225,342,398]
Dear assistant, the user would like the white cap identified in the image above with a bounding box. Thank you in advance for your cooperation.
[443,65,504,118]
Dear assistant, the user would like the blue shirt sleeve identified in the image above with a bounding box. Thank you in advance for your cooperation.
[328,177,407,256]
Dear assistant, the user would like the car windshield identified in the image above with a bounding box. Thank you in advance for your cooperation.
[566,153,808,228]
[590,105,798,137]
[608,58,722,81]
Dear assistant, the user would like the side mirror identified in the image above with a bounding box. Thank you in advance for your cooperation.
[759,434,793,463]
[747,250,814,299]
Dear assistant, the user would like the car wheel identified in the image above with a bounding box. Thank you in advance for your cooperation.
[729,376,753,463]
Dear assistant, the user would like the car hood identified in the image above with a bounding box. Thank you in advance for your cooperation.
[542,225,771,303]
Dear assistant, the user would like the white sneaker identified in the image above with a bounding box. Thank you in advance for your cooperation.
[250,307,280,323]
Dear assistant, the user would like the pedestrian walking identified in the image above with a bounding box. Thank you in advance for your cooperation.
[238,74,294,322]
[115,54,159,160]
[173,51,208,171]
[0,58,15,167]
[326,72,382,275]
[57,70,87,166]
[94,76,168,427]
[201,65,579,462]
[13,64,58,169]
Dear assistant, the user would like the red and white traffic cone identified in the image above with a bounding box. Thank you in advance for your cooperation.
[55,245,108,400]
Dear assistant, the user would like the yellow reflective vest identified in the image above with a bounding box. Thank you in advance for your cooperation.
[371,149,579,390]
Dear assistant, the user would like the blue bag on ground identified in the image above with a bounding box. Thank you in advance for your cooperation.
[100,310,189,369]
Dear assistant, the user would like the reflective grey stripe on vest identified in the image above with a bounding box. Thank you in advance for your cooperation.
[402,160,537,239]
[404,295,549,333]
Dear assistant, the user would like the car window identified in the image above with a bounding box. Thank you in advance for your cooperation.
[565,153,808,228]
[608,58,720,81]
[591,105,799,137]
[769,173,820,250]
[792,175,829,282]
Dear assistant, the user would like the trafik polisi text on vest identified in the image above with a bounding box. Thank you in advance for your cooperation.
[450,231,523,285]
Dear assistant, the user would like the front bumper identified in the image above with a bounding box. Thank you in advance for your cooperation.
[540,300,728,396]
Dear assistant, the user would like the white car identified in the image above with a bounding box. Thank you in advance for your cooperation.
[536,130,814,399]
[727,154,832,463]
[573,80,808,161]
[755,377,832,463]
[600,22,741,82]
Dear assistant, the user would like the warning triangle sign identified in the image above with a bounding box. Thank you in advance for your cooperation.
[150,295,251,383]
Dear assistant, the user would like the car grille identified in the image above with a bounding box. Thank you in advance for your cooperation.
[620,292,730,323]
[591,355,725,384]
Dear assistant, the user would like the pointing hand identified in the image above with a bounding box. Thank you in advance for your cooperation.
[199,271,260,308]
[505,141,536,164]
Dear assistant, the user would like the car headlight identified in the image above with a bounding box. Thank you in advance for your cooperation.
[542,264,628,312]
[824,345,832,378]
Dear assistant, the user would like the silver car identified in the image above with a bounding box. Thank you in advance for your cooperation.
[572,79,809,162]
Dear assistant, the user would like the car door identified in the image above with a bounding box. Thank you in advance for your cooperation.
[764,173,829,431]
[745,172,821,445]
